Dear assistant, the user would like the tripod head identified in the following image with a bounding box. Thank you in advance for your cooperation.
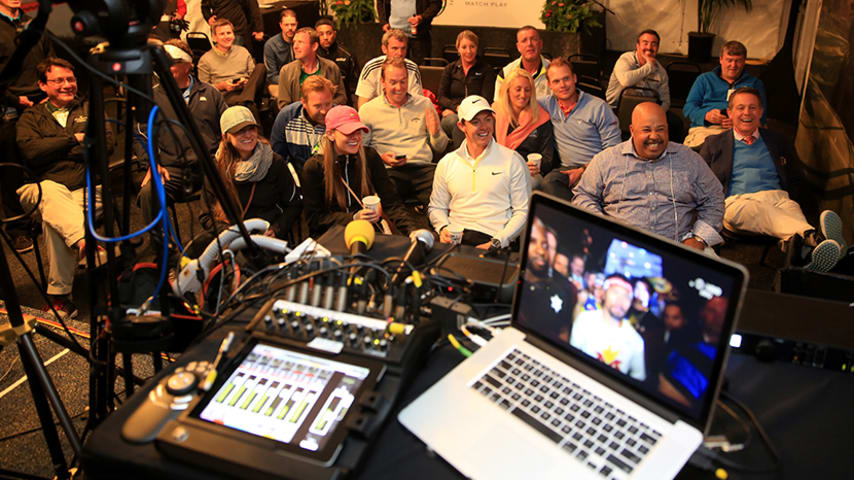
[65,0,166,50]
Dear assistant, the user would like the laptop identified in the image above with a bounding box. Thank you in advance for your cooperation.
[399,192,747,480]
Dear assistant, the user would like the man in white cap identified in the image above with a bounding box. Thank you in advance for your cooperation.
[428,95,531,249]
[570,274,646,381]
[139,39,226,261]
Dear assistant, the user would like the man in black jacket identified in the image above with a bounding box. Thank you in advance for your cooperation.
[315,16,358,106]
[699,87,846,272]
[16,58,113,318]
[139,40,227,260]
[0,0,54,252]
[377,0,441,65]
[201,0,263,47]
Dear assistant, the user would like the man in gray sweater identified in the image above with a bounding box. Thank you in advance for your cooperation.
[360,57,448,206]
[197,19,266,119]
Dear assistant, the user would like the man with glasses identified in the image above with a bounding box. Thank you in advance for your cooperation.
[15,57,112,319]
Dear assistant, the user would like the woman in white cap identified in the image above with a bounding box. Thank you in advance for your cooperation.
[302,105,418,237]
[212,105,302,238]
[493,68,555,189]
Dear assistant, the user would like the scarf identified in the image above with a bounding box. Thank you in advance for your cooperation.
[233,142,273,182]
[495,103,550,151]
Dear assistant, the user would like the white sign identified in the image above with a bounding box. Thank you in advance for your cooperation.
[433,0,545,29]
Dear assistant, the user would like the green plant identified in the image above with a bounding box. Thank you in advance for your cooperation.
[329,0,375,30]
[698,0,752,33]
[540,0,602,34]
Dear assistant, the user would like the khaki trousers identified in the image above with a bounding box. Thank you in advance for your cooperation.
[724,189,812,241]
[17,180,101,295]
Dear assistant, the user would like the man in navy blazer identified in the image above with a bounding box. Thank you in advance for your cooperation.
[699,87,846,272]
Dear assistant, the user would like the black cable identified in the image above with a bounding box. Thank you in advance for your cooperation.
[719,390,781,472]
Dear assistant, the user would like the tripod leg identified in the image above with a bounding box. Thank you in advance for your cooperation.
[17,337,71,480]
[123,352,134,397]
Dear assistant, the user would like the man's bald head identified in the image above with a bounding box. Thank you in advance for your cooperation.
[630,102,668,160]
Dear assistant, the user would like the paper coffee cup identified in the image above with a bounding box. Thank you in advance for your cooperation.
[527,153,542,171]
[447,224,464,244]
[363,195,381,213]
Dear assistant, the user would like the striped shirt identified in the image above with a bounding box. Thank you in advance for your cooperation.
[355,55,422,100]
[270,101,325,173]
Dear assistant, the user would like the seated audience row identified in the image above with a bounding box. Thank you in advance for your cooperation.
[11,16,851,323]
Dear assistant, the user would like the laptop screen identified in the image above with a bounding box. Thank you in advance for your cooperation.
[513,193,745,425]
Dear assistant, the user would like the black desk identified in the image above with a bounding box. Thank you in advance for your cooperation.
[82,321,853,479]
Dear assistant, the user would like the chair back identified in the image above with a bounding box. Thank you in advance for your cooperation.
[616,86,661,139]
[665,61,702,107]
[419,65,445,96]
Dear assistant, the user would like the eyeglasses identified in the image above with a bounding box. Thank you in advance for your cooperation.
[45,77,77,86]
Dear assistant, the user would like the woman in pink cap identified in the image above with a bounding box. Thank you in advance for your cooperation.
[302,105,418,237]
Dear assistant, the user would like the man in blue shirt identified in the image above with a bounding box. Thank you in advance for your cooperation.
[538,58,621,200]
[699,87,845,272]
[682,41,766,147]
[573,102,724,251]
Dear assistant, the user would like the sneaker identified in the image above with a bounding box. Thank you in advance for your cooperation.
[820,210,846,261]
[804,239,840,273]
[11,234,33,253]
[43,295,78,320]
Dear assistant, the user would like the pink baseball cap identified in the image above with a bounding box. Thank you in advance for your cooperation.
[325,105,369,135]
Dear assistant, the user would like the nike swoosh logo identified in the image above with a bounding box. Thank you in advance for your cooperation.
[491,171,502,175]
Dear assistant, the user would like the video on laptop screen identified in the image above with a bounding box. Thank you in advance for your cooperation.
[515,200,739,421]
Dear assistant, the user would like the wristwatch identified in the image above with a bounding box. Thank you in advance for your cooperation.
[490,238,502,250]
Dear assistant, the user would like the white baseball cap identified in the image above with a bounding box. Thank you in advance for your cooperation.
[457,95,495,122]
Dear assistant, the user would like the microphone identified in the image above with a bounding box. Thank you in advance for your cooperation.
[344,220,375,277]
[390,229,435,285]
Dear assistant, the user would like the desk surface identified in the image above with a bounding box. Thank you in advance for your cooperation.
[82,320,853,480]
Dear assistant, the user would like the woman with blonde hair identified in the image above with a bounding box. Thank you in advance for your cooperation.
[212,105,302,238]
[493,68,555,188]
[302,105,418,237]
[438,30,496,149]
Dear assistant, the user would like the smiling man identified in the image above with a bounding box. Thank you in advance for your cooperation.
[428,95,531,249]
[198,19,266,119]
[683,41,767,147]
[355,29,422,108]
[699,87,846,272]
[606,29,670,111]
[573,102,724,251]
[540,57,620,201]
[360,57,447,206]
[16,58,113,319]
[271,76,335,173]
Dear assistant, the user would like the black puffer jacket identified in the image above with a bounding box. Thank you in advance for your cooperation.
[200,0,262,37]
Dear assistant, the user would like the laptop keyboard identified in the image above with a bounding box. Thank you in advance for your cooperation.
[471,349,662,479]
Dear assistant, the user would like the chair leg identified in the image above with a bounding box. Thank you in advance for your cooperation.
[30,230,48,290]
[152,352,163,373]
[168,203,181,247]
[123,352,135,397]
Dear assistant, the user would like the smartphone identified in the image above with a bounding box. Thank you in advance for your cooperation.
[720,108,727,117]
[394,154,406,160]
